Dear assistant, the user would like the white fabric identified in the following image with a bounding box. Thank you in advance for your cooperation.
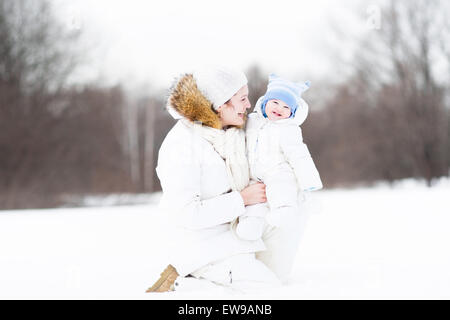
[246,96,323,193]
[179,119,251,241]
[173,206,310,293]
[256,202,311,284]
[157,91,314,291]
[235,165,300,239]
[264,164,300,227]
[193,66,248,109]
[180,119,249,192]
[235,214,266,241]
[186,253,281,293]
[156,120,265,277]
[234,96,322,239]
[235,186,269,240]
[172,276,232,294]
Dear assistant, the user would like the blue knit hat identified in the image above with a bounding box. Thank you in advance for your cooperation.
[261,74,311,119]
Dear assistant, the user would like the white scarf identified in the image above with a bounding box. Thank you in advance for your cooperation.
[182,119,249,192]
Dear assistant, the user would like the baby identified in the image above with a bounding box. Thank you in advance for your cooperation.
[235,74,323,241]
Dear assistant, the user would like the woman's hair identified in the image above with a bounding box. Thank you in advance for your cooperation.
[212,98,232,115]
[211,98,245,130]
[211,105,219,115]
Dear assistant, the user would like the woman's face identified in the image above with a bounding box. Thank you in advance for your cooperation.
[217,85,251,127]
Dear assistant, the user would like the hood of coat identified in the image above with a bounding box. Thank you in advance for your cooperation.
[167,74,222,129]
[253,96,309,126]
[166,74,246,130]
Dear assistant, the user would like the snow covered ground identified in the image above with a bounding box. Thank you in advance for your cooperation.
[0,178,449,300]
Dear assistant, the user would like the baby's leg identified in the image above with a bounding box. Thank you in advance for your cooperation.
[264,166,299,227]
[235,203,269,241]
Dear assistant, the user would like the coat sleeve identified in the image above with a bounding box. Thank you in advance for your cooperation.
[156,135,246,231]
[278,125,323,192]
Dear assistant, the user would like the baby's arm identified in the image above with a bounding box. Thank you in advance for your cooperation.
[279,125,323,192]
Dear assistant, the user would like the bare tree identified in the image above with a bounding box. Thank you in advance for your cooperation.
[0,0,139,208]
[303,0,450,187]
[378,0,449,184]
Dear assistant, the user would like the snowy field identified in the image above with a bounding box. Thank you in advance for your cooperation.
[0,179,449,300]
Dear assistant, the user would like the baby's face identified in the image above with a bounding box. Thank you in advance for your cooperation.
[265,99,291,121]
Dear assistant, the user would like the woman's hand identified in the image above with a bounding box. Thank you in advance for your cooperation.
[239,182,267,206]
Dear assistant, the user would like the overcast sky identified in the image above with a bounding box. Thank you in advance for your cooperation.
[53,0,374,91]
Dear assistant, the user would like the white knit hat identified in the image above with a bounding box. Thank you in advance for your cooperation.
[193,66,248,110]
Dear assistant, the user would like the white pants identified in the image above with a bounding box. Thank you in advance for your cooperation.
[174,205,309,292]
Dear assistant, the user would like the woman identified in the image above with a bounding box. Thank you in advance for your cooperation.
[146,66,309,293]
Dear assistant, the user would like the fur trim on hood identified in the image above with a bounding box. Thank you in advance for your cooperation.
[166,74,246,130]
[167,74,222,129]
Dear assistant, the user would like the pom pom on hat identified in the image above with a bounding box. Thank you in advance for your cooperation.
[261,74,310,118]
[193,66,248,110]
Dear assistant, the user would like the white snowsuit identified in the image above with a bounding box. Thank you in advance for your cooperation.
[235,96,323,240]
[155,74,311,292]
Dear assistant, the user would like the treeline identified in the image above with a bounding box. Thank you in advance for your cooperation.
[302,0,450,187]
[1,0,449,209]
[0,0,175,209]
[246,1,450,187]
[1,80,175,209]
